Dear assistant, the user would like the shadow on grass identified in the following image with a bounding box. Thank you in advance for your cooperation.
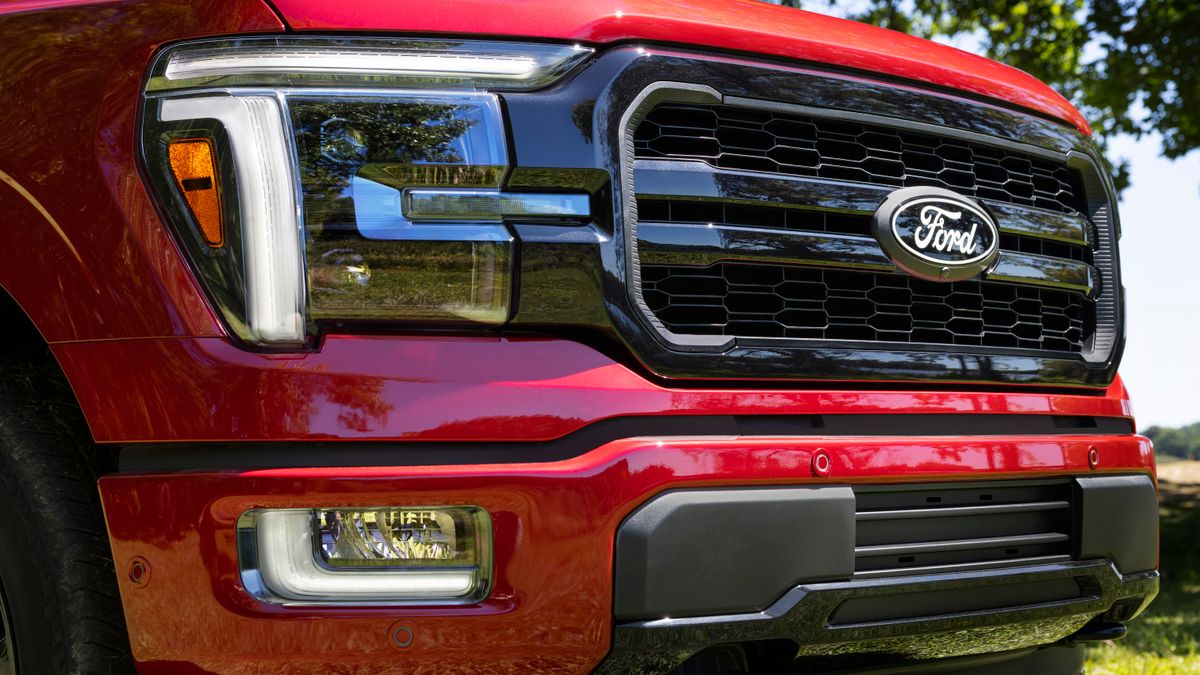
[1087,479,1200,674]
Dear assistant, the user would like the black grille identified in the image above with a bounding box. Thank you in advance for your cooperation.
[634,103,1086,214]
[642,263,1089,352]
[853,481,1076,577]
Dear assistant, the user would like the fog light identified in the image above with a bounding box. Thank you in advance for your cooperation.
[238,507,491,605]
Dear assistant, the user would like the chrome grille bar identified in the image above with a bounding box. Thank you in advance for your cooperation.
[638,222,1096,295]
[634,159,1093,247]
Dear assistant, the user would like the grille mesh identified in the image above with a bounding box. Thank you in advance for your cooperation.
[642,263,1088,352]
[634,103,1086,214]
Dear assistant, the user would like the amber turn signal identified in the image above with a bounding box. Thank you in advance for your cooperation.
[167,138,224,247]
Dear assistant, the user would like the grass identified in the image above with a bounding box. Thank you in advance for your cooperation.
[1086,465,1200,674]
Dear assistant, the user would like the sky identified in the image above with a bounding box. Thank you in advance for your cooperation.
[1106,136,1200,428]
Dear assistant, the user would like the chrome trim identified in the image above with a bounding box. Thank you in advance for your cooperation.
[637,222,1096,296]
[634,159,1091,246]
[402,189,590,221]
[638,222,891,271]
[991,251,1096,296]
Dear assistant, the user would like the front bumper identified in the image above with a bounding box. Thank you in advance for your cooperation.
[100,430,1157,673]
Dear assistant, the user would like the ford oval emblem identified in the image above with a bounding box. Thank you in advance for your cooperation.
[872,186,999,282]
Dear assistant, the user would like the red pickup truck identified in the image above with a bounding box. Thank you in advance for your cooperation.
[0,1,1158,673]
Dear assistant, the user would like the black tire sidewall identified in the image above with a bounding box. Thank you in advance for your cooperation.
[0,462,64,674]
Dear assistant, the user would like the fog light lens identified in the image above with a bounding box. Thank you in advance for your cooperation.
[239,506,491,605]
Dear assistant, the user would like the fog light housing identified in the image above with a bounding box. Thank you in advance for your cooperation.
[238,506,491,605]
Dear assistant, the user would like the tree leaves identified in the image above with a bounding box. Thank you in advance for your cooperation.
[791,0,1199,193]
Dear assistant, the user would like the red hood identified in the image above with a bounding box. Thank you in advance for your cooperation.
[268,0,1089,135]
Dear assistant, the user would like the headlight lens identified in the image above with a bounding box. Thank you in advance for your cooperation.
[141,38,593,347]
[291,93,514,324]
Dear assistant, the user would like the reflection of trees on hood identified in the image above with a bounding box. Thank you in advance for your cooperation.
[291,100,476,236]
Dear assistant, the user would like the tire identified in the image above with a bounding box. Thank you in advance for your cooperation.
[0,355,132,674]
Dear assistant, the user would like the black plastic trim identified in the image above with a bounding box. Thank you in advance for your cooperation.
[597,561,1157,674]
[1076,475,1159,573]
[613,487,856,620]
[117,414,1135,472]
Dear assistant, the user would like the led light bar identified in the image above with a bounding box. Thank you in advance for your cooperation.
[148,38,594,92]
[240,507,492,605]
[159,95,305,346]
[403,189,591,222]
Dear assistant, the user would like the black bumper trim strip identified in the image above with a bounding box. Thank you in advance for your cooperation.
[119,410,1132,468]
[117,413,1135,472]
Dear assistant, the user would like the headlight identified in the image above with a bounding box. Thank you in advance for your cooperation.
[141,38,593,347]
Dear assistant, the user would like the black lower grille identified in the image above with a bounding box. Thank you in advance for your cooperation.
[642,263,1090,352]
[853,481,1076,577]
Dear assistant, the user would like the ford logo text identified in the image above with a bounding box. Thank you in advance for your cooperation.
[872,187,999,282]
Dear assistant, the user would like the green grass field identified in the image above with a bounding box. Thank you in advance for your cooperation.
[1086,464,1200,674]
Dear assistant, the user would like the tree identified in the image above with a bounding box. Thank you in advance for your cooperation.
[780,0,1200,192]
[1143,423,1200,460]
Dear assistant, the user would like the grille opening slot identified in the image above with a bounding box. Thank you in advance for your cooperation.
[1053,415,1100,430]
[853,481,1076,577]
[637,198,874,236]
